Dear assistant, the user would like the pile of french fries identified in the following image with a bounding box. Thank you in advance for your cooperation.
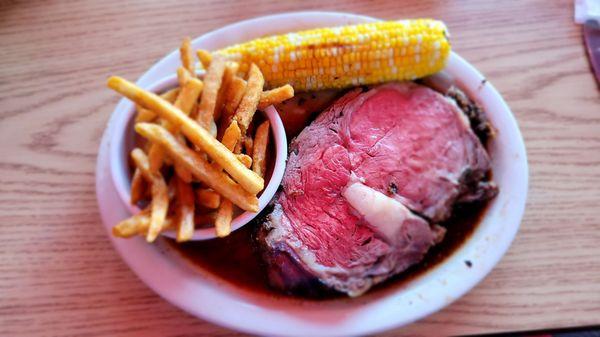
[108,37,294,242]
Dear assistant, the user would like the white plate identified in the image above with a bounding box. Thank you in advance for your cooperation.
[96,11,528,337]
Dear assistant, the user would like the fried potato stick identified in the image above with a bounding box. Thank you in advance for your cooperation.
[134,123,259,212]
[131,148,169,242]
[196,49,212,69]
[211,121,244,173]
[148,69,203,181]
[215,199,233,238]
[135,88,180,123]
[223,78,247,121]
[113,209,175,238]
[130,168,146,205]
[221,120,241,150]
[236,153,252,168]
[175,175,195,242]
[180,37,195,76]
[196,55,227,134]
[257,84,294,110]
[135,107,157,123]
[213,120,244,237]
[218,77,247,140]
[234,64,264,134]
[161,88,180,102]
[177,66,192,88]
[214,62,239,121]
[107,76,264,194]
[252,121,270,177]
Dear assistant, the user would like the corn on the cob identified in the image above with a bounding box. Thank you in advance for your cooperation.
[214,19,451,91]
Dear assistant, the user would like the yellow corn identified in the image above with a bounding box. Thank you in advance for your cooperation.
[214,19,450,91]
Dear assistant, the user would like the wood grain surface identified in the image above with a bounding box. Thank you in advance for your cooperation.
[1,0,599,336]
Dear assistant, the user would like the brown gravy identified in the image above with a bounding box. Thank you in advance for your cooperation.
[167,191,490,300]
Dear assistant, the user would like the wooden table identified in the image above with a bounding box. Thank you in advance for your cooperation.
[1,1,599,336]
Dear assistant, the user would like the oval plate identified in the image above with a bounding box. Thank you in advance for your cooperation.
[96,11,528,337]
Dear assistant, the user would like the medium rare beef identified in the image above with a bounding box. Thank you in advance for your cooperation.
[260,82,496,296]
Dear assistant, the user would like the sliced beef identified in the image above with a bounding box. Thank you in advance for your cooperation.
[260,82,497,296]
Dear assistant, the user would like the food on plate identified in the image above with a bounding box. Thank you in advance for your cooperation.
[179,37,195,76]
[113,209,174,238]
[175,175,195,242]
[108,38,293,242]
[251,120,270,178]
[196,49,212,69]
[130,148,169,242]
[234,64,265,134]
[215,19,450,90]
[196,188,221,209]
[257,83,497,296]
[258,85,294,110]
[108,77,266,195]
[147,68,203,182]
[197,55,227,133]
[107,19,499,298]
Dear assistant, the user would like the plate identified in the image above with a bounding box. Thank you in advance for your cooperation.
[96,11,528,337]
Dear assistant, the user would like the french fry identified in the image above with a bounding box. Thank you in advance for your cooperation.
[211,121,246,170]
[196,55,227,133]
[252,120,270,177]
[175,175,195,242]
[236,153,252,168]
[135,88,179,124]
[177,66,191,88]
[130,169,146,204]
[234,64,264,134]
[113,209,151,238]
[180,37,195,76]
[214,62,239,121]
[214,120,243,237]
[146,71,204,178]
[196,188,221,209]
[131,148,169,242]
[217,132,251,177]
[135,107,157,123]
[219,77,247,140]
[223,78,247,120]
[174,75,204,113]
[172,74,205,182]
[244,136,254,155]
[258,84,294,110]
[147,143,164,174]
[113,209,175,238]
[161,88,180,102]
[107,76,264,194]
[215,199,233,237]
[234,140,243,154]
[196,49,212,69]
[172,153,193,182]
[134,123,259,211]
[221,120,241,150]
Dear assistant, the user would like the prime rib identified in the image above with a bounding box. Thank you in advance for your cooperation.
[259,82,497,296]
